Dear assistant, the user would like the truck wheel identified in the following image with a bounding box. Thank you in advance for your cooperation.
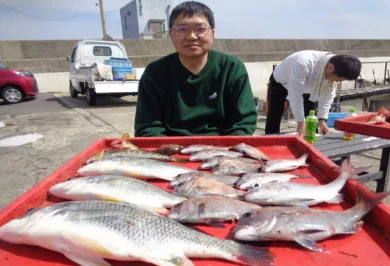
[69,81,78,98]
[86,88,97,106]
[1,85,25,104]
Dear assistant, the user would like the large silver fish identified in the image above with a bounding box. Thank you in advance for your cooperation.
[200,156,258,170]
[245,160,365,206]
[173,177,245,199]
[49,175,186,214]
[189,149,242,161]
[261,153,309,173]
[77,158,195,181]
[234,190,390,252]
[0,201,273,266]
[233,143,270,161]
[236,173,302,190]
[168,195,262,226]
[169,171,240,188]
[87,149,187,164]
[180,144,230,154]
[211,158,262,175]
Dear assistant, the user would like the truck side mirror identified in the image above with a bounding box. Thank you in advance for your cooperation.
[66,55,71,62]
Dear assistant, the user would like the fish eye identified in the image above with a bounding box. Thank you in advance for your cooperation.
[253,183,259,188]
[242,212,252,218]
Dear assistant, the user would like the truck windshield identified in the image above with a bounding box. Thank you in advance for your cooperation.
[93,46,112,56]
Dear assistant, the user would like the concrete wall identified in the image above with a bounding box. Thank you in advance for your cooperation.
[1,39,390,99]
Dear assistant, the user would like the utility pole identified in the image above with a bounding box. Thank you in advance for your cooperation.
[98,0,108,39]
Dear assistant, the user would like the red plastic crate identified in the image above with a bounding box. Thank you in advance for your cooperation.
[334,113,390,139]
[0,136,389,266]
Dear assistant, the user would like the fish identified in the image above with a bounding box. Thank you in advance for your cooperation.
[154,144,184,155]
[180,144,230,154]
[49,175,186,214]
[261,153,309,173]
[0,201,273,266]
[233,143,270,161]
[212,158,263,175]
[169,171,240,188]
[234,190,390,253]
[173,177,245,199]
[200,156,258,170]
[189,149,243,161]
[86,149,188,164]
[367,107,389,124]
[168,195,262,227]
[235,173,303,190]
[77,158,195,181]
[245,160,365,206]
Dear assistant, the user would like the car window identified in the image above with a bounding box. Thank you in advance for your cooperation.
[93,46,112,56]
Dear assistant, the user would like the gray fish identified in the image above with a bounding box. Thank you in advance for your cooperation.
[168,195,262,226]
[0,201,273,266]
[190,149,242,161]
[212,158,262,175]
[261,153,309,173]
[169,171,240,188]
[86,149,187,164]
[234,190,390,253]
[173,177,245,199]
[154,144,184,155]
[77,158,195,181]
[245,160,365,206]
[200,156,258,170]
[236,173,302,190]
[233,143,270,161]
[49,175,186,214]
[180,144,230,154]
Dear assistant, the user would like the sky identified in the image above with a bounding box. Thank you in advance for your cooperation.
[0,0,390,40]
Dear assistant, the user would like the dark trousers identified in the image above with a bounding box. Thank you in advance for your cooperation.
[265,74,317,134]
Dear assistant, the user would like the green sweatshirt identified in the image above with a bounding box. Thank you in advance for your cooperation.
[134,50,257,137]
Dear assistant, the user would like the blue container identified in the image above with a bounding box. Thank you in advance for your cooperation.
[327,112,348,128]
[112,66,133,80]
[104,57,133,68]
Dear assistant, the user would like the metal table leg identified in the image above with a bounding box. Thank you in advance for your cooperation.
[377,147,390,192]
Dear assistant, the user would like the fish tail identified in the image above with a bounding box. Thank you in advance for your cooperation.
[232,243,274,266]
[353,189,390,216]
[340,159,367,179]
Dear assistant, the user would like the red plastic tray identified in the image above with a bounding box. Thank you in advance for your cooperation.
[0,136,389,266]
[334,113,390,139]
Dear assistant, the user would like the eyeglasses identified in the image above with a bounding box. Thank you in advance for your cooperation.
[171,24,211,38]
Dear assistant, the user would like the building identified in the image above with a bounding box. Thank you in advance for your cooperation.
[120,0,172,39]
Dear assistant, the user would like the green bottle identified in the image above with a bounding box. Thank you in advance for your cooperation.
[304,110,318,144]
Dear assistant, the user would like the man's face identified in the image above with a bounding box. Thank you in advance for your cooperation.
[169,14,215,59]
[325,63,346,82]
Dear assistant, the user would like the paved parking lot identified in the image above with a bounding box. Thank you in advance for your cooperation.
[0,92,387,209]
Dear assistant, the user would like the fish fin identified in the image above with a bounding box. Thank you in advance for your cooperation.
[232,243,273,266]
[145,255,193,266]
[325,193,344,204]
[143,205,169,215]
[204,220,226,228]
[172,157,189,163]
[63,253,111,266]
[95,194,121,202]
[61,235,113,258]
[294,237,330,253]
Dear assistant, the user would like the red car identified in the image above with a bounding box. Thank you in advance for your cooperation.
[0,63,39,104]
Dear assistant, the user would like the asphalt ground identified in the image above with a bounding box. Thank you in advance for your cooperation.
[0,92,388,209]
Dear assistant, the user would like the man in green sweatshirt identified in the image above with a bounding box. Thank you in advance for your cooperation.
[134,1,257,137]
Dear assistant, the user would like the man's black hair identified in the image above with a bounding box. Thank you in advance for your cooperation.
[328,55,361,80]
[169,1,215,29]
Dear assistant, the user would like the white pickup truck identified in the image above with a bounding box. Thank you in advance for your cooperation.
[66,40,139,106]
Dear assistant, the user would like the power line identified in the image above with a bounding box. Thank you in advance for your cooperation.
[0,3,119,21]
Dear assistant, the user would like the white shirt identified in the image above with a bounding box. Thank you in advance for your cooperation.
[273,50,337,122]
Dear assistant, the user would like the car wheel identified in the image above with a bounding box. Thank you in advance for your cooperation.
[86,88,97,106]
[1,86,25,104]
[69,80,78,98]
